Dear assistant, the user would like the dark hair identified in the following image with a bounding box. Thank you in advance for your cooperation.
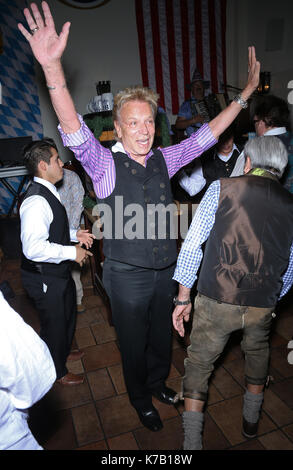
[218,124,235,145]
[254,95,290,129]
[23,137,58,176]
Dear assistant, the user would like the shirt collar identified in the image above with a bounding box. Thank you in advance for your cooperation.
[217,143,238,161]
[248,167,279,181]
[264,127,287,136]
[111,141,153,161]
[34,176,61,201]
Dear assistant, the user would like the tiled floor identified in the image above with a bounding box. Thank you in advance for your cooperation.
[1,255,293,451]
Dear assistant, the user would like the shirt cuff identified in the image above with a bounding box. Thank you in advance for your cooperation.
[173,267,197,289]
[192,122,218,149]
[63,245,77,261]
[70,229,78,243]
[58,114,92,147]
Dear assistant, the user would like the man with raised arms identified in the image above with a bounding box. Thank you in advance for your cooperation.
[18,1,260,432]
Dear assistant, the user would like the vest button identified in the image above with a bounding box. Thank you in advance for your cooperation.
[153,247,159,253]
[160,195,166,201]
[163,257,169,262]
[124,162,130,168]
[163,245,168,251]
[160,183,165,188]
[131,169,137,175]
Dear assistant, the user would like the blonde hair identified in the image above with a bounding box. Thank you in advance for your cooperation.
[113,86,159,141]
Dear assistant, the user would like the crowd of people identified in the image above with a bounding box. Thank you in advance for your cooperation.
[0,1,292,451]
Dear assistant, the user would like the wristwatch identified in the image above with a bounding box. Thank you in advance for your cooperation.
[173,296,191,306]
[233,93,248,109]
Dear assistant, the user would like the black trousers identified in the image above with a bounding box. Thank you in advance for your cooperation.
[103,258,177,410]
[21,269,77,379]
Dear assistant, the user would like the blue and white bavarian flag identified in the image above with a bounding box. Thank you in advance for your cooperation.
[0,0,43,139]
[0,0,43,214]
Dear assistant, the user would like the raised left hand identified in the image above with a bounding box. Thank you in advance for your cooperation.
[76,229,95,249]
[242,46,261,98]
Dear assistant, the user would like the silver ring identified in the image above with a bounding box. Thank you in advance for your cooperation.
[30,26,39,35]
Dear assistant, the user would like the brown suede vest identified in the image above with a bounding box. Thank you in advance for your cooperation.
[197,172,293,307]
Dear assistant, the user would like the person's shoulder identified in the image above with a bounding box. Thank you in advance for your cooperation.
[200,146,216,161]
[277,131,293,150]
[235,142,244,154]
[178,99,192,111]
[71,170,82,183]
[20,190,51,216]
[206,178,221,194]
[220,175,243,187]
[64,168,82,183]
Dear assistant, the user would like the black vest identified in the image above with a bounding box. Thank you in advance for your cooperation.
[277,132,293,188]
[96,149,177,269]
[277,132,291,150]
[197,173,293,307]
[21,181,72,278]
[200,147,242,189]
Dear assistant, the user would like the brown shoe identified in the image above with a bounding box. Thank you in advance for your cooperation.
[67,349,85,362]
[57,373,84,386]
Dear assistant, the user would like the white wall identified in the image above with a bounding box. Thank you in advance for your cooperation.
[35,0,293,161]
[35,0,142,161]
[226,0,293,128]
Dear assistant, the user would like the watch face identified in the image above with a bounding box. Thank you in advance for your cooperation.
[58,0,110,9]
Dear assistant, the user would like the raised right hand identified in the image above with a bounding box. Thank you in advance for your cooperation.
[17,1,70,68]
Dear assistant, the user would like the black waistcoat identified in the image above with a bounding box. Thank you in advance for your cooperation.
[96,149,177,269]
[197,173,293,307]
[21,181,72,278]
[201,147,241,188]
[276,132,291,150]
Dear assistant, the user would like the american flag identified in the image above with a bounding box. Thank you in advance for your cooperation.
[135,0,227,116]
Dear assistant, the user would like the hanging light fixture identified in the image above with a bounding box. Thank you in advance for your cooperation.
[58,0,110,9]
[257,72,271,94]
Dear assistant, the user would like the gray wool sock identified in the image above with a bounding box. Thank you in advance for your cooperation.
[182,411,204,450]
[243,390,264,424]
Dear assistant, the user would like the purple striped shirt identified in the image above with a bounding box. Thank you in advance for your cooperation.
[58,115,217,199]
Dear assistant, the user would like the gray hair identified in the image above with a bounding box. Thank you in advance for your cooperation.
[244,135,288,178]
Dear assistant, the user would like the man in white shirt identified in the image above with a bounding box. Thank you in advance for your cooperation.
[0,290,56,450]
[20,138,94,386]
[231,95,292,179]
